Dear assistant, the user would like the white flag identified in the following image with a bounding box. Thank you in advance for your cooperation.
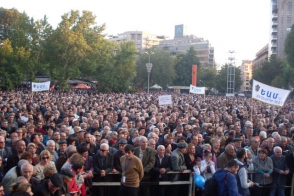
[189,85,205,94]
[158,95,172,105]
[32,81,51,92]
[252,80,290,107]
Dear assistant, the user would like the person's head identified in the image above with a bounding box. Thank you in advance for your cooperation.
[30,134,40,145]
[280,136,287,147]
[187,143,195,154]
[225,160,239,174]
[43,165,57,179]
[71,161,84,172]
[99,143,109,157]
[124,144,135,159]
[148,138,156,149]
[0,136,5,149]
[60,168,75,185]
[258,148,268,160]
[236,148,246,161]
[273,146,282,158]
[10,182,32,196]
[194,159,201,168]
[16,140,26,154]
[48,173,64,193]
[157,145,165,157]
[58,140,68,152]
[177,142,188,154]
[40,150,52,164]
[0,183,4,196]
[20,152,33,164]
[77,144,89,158]
[26,143,36,155]
[139,136,148,150]
[267,138,275,148]
[225,144,235,156]
[20,163,33,181]
[46,140,56,153]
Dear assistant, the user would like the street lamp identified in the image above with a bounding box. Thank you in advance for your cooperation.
[145,51,154,94]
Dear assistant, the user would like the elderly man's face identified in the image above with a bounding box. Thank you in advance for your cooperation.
[21,165,33,181]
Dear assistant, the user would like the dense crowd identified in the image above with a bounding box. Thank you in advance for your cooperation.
[0,90,293,196]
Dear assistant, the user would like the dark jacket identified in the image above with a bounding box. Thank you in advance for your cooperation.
[4,151,19,174]
[270,154,289,185]
[152,154,171,181]
[93,152,114,182]
[113,150,124,172]
[33,181,53,196]
[134,147,156,173]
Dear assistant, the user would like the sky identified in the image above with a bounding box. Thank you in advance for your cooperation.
[2,0,271,66]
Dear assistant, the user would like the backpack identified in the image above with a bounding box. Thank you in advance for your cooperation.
[203,172,230,196]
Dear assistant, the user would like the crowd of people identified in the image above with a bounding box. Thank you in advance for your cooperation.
[0,90,293,196]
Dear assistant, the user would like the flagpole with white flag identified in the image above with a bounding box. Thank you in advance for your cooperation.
[251,80,290,107]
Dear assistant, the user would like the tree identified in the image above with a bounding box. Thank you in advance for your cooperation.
[44,10,106,88]
[96,40,137,92]
[285,24,294,68]
[134,47,176,89]
[197,65,217,89]
[214,64,242,94]
[252,55,286,87]
[0,7,20,41]
[174,47,200,86]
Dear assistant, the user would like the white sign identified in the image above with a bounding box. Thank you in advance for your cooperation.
[32,81,51,92]
[189,85,205,94]
[158,95,172,105]
[252,80,290,107]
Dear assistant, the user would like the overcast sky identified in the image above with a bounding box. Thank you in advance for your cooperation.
[2,0,271,66]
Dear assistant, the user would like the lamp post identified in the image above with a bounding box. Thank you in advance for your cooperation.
[145,51,154,94]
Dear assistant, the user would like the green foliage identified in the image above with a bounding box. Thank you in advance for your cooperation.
[0,7,20,41]
[285,24,294,68]
[214,64,242,93]
[134,47,176,89]
[174,47,200,86]
[252,55,286,87]
[197,65,217,89]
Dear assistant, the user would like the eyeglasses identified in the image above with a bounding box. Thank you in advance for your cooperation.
[42,157,49,160]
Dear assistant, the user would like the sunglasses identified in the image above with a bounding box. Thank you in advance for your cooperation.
[100,149,107,152]
[95,135,101,137]
[42,157,49,160]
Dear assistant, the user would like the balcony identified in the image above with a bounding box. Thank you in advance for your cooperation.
[272,21,278,27]
[271,43,277,48]
[271,35,277,40]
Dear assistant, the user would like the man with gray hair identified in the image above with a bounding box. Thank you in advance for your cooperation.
[269,146,289,196]
[46,140,59,162]
[21,162,39,192]
[93,143,114,196]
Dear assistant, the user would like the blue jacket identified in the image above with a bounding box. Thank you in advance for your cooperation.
[213,169,241,196]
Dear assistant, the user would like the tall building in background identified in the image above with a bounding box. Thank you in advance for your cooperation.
[108,31,169,51]
[253,44,269,70]
[158,24,215,66]
[240,60,253,93]
[269,0,294,59]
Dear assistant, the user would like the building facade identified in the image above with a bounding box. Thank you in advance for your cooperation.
[253,44,269,70]
[240,60,253,93]
[269,0,294,59]
[108,31,169,51]
[158,24,214,65]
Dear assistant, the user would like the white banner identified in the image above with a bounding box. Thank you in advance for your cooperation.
[189,85,205,94]
[32,81,51,92]
[252,80,290,107]
[158,95,172,105]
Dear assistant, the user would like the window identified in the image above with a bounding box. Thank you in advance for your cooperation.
[288,2,292,10]
[287,17,292,28]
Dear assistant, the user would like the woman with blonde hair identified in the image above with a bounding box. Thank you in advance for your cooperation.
[35,150,56,180]
[184,143,198,170]
[10,182,33,196]
[27,143,39,166]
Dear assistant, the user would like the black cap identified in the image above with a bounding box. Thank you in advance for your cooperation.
[62,115,68,118]
[233,138,242,142]
[50,173,64,187]
[118,139,128,144]
[58,140,67,144]
[177,142,188,148]
[60,168,75,178]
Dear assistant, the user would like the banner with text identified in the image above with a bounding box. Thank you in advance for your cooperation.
[252,80,290,107]
[158,95,172,105]
[189,85,205,94]
[32,81,51,92]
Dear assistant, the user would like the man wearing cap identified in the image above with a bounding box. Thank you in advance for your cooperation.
[170,142,188,195]
[233,138,243,153]
[113,139,128,173]
[34,173,64,196]
[59,168,75,196]
[57,140,67,157]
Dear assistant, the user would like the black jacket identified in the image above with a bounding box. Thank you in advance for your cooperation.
[153,154,171,181]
